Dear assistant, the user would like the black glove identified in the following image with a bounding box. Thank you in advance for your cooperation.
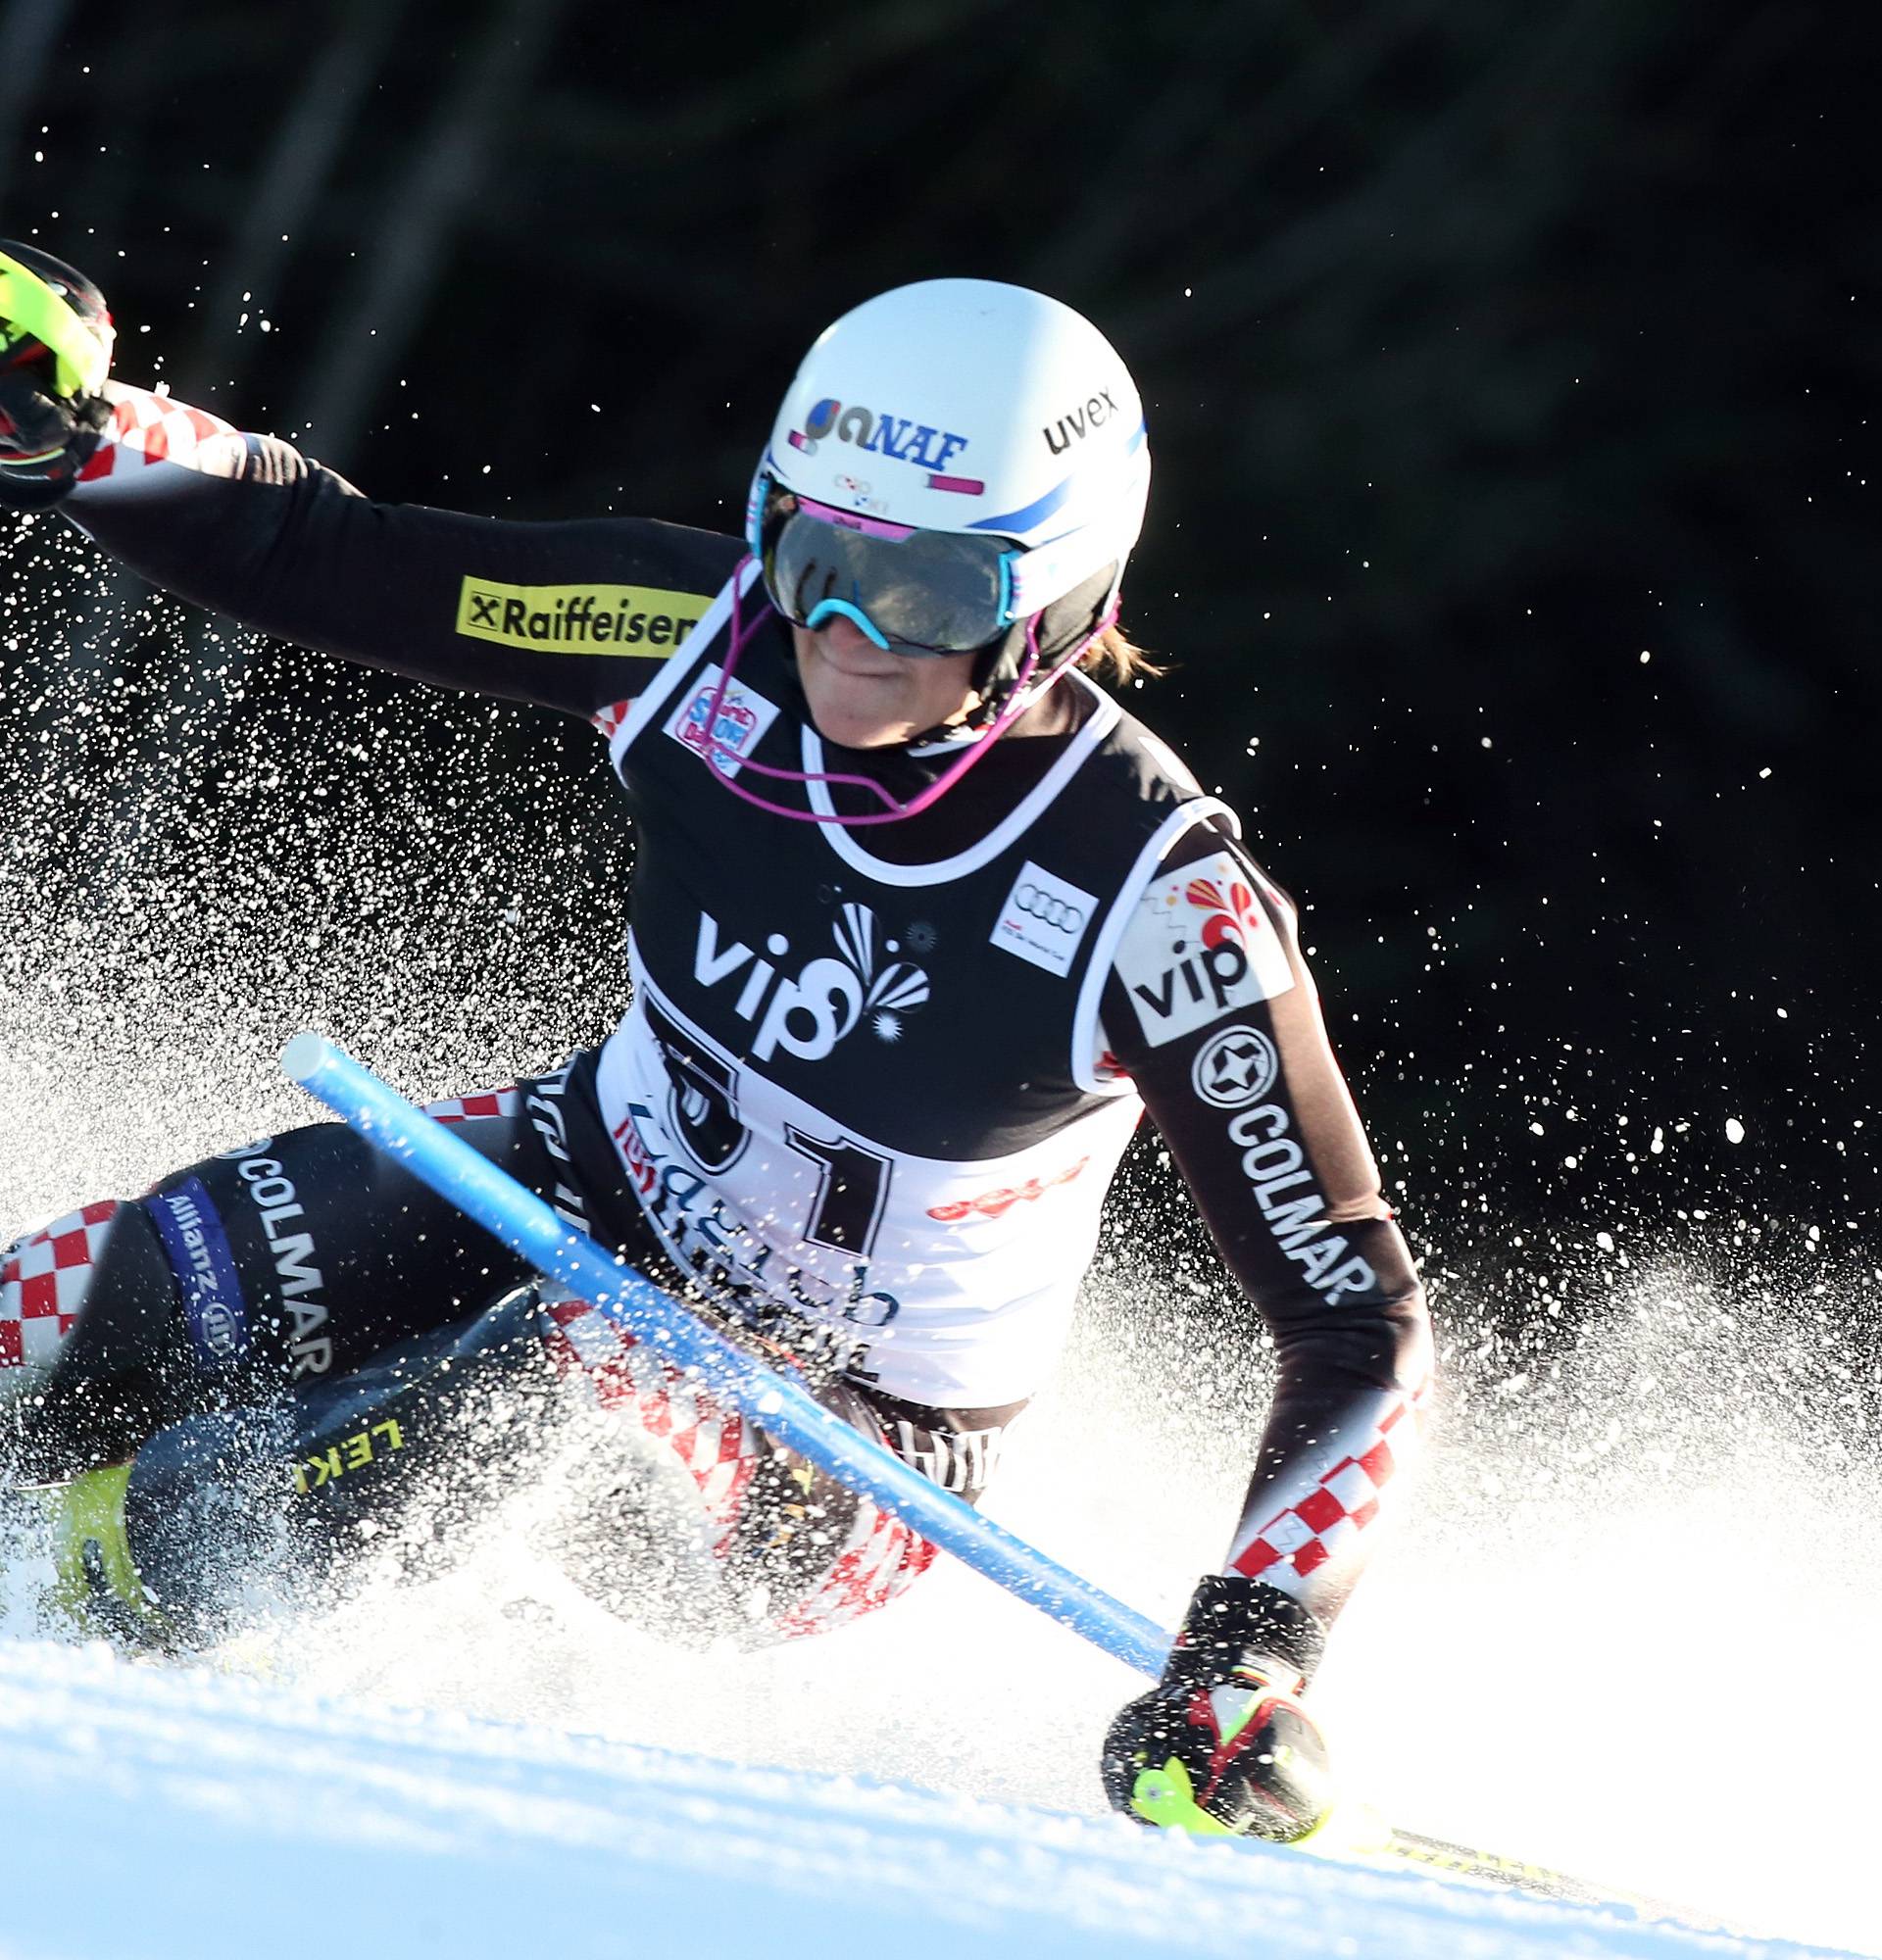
[1102,1573,1337,1843]
[0,241,115,510]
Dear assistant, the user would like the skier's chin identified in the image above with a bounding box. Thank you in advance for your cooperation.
[803,683,920,751]
[792,626,973,750]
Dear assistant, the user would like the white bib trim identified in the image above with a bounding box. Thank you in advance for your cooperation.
[802,672,1123,889]
[1070,797,1242,1094]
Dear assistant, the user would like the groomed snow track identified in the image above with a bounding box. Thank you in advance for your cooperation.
[0,1641,1857,1960]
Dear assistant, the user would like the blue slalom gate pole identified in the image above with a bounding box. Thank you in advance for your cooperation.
[281,1032,1172,1679]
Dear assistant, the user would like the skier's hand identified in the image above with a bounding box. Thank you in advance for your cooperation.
[1101,1573,1336,1843]
[0,242,115,510]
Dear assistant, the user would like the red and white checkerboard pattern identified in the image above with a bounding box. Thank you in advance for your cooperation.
[422,1086,522,1127]
[540,1297,936,1639]
[772,1502,936,1642]
[74,386,249,492]
[591,699,634,742]
[0,1200,121,1395]
[541,1299,757,1550]
[1228,1388,1423,1593]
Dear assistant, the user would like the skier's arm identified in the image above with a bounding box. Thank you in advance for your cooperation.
[57,383,741,718]
[1096,825,1432,1838]
[1100,825,1433,1646]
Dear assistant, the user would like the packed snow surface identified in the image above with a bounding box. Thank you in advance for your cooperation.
[0,1636,1861,1960]
[3,1305,1878,1960]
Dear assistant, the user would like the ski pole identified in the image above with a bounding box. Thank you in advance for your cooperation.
[281,1032,1173,1679]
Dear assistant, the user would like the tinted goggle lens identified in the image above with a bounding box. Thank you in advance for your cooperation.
[758,477,1012,656]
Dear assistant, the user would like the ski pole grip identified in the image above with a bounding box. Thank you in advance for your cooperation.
[281,1031,1172,1678]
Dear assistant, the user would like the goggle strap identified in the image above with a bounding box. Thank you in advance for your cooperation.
[1006,534,1109,618]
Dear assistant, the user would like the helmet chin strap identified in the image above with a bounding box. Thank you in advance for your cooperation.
[694,555,1114,829]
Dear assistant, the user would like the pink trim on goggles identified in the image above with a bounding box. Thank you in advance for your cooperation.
[787,492,916,544]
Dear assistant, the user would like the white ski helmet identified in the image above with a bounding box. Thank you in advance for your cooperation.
[749,277,1150,628]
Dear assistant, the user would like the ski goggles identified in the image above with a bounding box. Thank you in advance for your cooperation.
[751,471,1017,657]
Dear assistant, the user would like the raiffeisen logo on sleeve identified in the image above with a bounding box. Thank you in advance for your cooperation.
[1116,850,1296,1046]
[664,664,781,780]
[989,860,1097,978]
[456,577,707,654]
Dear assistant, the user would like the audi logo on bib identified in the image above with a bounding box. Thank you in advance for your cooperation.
[991,859,1098,978]
[1014,884,1084,933]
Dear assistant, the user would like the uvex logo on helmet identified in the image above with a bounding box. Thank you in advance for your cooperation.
[1042,387,1121,456]
[789,398,971,476]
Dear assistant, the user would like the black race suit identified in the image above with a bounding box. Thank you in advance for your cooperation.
[0,383,1431,1649]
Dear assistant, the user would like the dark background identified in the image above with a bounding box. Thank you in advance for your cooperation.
[0,0,1873,1322]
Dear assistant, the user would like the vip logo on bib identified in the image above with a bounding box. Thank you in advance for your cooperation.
[665,663,780,780]
[1116,850,1295,1046]
[989,860,1097,978]
[693,899,931,1062]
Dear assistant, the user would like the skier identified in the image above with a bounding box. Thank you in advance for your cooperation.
[0,243,1431,1844]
